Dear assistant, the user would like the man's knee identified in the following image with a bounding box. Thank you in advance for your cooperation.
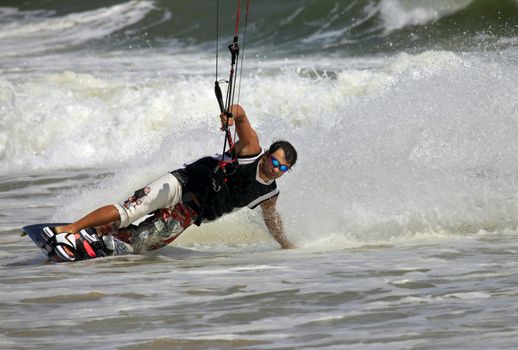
[114,173,183,228]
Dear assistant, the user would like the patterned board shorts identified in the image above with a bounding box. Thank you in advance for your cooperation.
[108,173,197,253]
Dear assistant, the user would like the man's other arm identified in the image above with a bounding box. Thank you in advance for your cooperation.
[260,196,295,249]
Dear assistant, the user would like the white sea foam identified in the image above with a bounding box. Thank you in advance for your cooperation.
[3,48,518,246]
[378,0,473,32]
[4,52,459,172]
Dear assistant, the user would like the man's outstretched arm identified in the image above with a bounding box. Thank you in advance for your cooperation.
[260,196,295,249]
[220,104,261,157]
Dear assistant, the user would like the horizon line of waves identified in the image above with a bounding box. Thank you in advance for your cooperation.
[0,0,156,57]
[2,0,518,58]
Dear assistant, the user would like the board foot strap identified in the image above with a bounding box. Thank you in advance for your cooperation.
[42,227,113,262]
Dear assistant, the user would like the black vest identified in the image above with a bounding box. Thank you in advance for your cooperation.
[172,153,278,223]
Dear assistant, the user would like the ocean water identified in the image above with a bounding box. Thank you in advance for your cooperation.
[1,1,518,349]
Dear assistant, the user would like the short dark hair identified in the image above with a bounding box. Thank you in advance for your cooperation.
[268,140,298,167]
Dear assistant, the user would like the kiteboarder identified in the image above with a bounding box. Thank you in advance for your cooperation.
[43,104,297,261]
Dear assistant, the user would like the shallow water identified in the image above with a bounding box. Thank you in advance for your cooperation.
[3,175,518,349]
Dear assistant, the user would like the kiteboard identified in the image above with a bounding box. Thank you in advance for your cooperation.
[21,223,131,263]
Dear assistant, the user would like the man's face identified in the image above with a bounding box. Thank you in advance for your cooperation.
[262,148,291,180]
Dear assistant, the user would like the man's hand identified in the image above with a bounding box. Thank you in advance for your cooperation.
[220,111,234,128]
[220,104,261,157]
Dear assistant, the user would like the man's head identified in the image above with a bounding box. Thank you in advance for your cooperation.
[268,140,297,167]
[261,140,298,180]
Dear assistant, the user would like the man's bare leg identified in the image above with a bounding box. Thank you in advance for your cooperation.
[55,205,121,234]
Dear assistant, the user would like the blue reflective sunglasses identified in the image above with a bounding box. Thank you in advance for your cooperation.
[270,156,290,172]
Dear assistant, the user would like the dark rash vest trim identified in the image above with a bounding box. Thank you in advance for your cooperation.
[248,189,279,209]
